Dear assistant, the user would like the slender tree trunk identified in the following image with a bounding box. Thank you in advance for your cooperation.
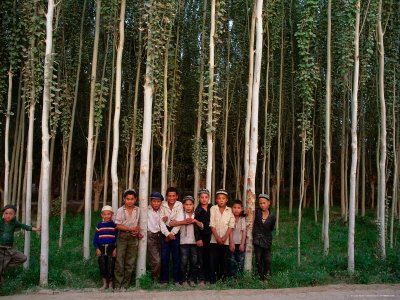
[341,92,347,218]
[361,111,366,216]
[298,130,306,266]
[317,136,322,212]
[377,0,386,259]
[243,2,256,205]
[161,32,170,195]
[348,0,360,273]
[4,69,13,206]
[16,101,25,218]
[206,0,216,193]
[111,0,126,213]
[40,0,55,285]
[289,0,295,215]
[390,72,397,249]
[136,0,154,279]
[83,0,101,259]
[193,0,207,201]
[245,0,263,271]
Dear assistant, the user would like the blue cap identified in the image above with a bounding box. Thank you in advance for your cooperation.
[150,192,164,201]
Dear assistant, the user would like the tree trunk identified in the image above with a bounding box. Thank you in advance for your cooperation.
[244,0,263,271]
[40,0,55,285]
[341,92,347,218]
[348,0,360,273]
[111,0,126,213]
[289,0,295,215]
[298,130,306,267]
[83,0,101,259]
[390,71,397,249]
[4,69,13,206]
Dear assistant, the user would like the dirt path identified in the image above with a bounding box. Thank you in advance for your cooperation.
[4,284,400,300]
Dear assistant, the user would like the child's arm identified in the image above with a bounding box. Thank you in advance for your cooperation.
[93,225,101,257]
[239,229,246,252]
[229,231,235,252]
[221,228,232,244]
[31,227,41,232]
[211,227,223,244]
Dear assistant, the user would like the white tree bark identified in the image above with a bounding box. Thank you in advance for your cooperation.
[111,0,126,213]
[4,70,13,206]
[40,0,54,286]
[323,0,332,256]
[161,34,170,195]
[377,0,386,259]
[390,71,397,249]
[83,0,101,259]
[348,0,360,274]
[206,0,216,193]
[244,0,263,271]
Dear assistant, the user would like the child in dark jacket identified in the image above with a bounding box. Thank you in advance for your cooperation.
[252,194,276,282]
[93,205,118,290]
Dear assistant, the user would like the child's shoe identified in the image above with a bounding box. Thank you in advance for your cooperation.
[190,281,196,287]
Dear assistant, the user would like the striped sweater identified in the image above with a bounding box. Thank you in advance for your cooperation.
[93,221,118,249]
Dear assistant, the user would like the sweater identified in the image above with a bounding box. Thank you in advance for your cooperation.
[0,217,32,247]
[252,208,276,249]
[195,203,212,237]
[93,221,118,249]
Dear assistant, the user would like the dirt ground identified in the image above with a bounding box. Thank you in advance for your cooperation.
[3,284,400,300]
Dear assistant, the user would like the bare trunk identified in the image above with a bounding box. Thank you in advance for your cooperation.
[390,72,397,249]
[298,130,306,267]
[4,69,13,206]
[341,93,347,218]
[161,33,170,195]
[289,0,295,215]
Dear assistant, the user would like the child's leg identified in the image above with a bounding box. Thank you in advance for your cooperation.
[188,245,198,283]
[254,245,264,280]
[106,244,116,283]
[114,232,129,288]
[97,245,108,286]
[147,232,161,280]
[236,245,245,275]
[3,247,27,270]
[121,235,138,288]
[229,247,236,277]
[264,248,271,277]
[171,235,180,283]
[161,235,171,283]
[208,243,218,284]
[179,245,189,283]
[221,245,230,279]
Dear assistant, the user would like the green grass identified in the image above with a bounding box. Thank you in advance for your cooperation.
[1,206,399,295]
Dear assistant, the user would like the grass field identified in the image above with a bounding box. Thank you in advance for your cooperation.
[1,204,399,295]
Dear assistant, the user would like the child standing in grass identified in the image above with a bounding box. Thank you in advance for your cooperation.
[0,204,41,284]
[114,189,142,291]
[93,205,118,290]
[229,200,246,276]
[147,192,163,281]
[209,189,235,284]
[252,194,276,283]
[195,189,212,286]
[170,195,203,286]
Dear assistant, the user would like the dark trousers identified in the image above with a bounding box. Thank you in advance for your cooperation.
[254,245,271,280]
[230,244,245,276]
[114,231,138,288]
[180,244,198,283]
[98,244,116,281]
[161,233,180,283]
[209,243,230,283]
[147,231,161,280]
[0,247,27,283]
[197,234,211,282]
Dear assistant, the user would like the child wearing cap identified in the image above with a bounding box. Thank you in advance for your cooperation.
[229,200,246,276]
[170,195,203,286]
[209,189,235,283]
[194,189,212,285]
[252,194,276,283]
[147,192,163,281]
[93,205,118,289]
[114,189,142,291]
[0,204,41,284]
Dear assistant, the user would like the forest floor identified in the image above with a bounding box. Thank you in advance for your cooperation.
[3,284,400,300]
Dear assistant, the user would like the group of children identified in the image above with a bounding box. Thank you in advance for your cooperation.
[0,187,276,290]
[93,187,276,290]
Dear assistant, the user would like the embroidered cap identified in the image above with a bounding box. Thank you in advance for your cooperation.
[182,195,195,203]
[258,194,270,201]
[198,189,210,196]
[2,204,17,213]
[215,189,229,197]
[150,192,164,201]
[101,205,113,212]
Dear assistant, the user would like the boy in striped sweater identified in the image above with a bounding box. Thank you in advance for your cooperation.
[93,205,118,290]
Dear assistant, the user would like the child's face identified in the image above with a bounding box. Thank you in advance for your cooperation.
[150,198,162,211]
[259,198,270,211]
[124,194,137,208]
[2,208,16,224]
[101,210,113,222]
[232,203,243,216]
[166,192,178,205]
[216,194,228,207]
[183,201,194,213]
[199,193,210,206]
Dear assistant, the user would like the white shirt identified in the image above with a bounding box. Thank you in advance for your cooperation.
[159,200,183,237]
[209,205,235,245]
[147,205,161,233]
[177,210,196,245]
[114,205,140,228]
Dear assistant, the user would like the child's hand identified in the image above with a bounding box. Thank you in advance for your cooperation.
[138,233,144,240]
[185,218,194,224]
[221,236,227,244]
[112,248,117,257]
[168,233,175,241]
[216,237,223,245]
[32,227,41,232]
[162,216,168,222]
[229,244,235,252]
[239,244,245,252]
[96,248,102,257]
[196,240,203,247]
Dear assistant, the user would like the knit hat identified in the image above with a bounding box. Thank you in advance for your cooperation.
[258,194,270,201]
[101,205,113,212]
[2,204,17,213]
[198,189,210,196]
[150,192,164,201]
[215,189,228,197]
[182,195,195,203]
